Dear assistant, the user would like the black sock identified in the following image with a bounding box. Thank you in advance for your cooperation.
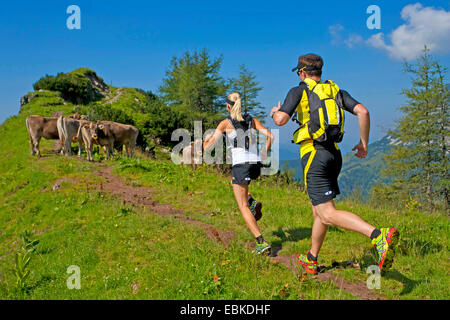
[307,252,317,261]
[370,228,381,240]
[256,235,264,244]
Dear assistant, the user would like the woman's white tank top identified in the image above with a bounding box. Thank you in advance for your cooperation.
[225,119,261,166]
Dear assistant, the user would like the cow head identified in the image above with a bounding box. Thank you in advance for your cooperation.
[81,121,109,143]
[80,122,97,141]
[91,121,108,141]
[69,113,81,120]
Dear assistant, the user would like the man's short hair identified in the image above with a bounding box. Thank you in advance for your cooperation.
[299,54,323,77]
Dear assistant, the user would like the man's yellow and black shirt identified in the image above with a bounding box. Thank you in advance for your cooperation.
[279,82,361,205]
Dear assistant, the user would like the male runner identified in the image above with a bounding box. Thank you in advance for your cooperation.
[271,53,399,274]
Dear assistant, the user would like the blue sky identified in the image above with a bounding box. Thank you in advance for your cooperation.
[1,0,449,158]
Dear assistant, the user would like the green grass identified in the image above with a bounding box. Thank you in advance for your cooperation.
[112,158,449,300]
[0,90,448,300]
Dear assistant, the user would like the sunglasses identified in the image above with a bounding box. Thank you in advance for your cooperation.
[296,66,307,76]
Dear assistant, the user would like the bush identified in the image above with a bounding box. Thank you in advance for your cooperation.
[368,183,409,210]
[133,100,186,148]
[33,69,105,104]
[88,105,135,126]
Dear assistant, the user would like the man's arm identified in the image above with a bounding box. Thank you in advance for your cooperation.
[271,102,291,126]
[352,103,370,158]
[271,86,303,126]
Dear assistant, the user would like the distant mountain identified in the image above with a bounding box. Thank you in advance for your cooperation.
[279,145,300,161]
[281,135,394,197]
[339,135,392,196]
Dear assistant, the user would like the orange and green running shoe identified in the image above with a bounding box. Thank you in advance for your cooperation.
[372,227,399,273]
[255,241,271,255]
[297,251,318,275]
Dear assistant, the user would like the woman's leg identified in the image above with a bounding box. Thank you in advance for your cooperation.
[232,183,261,238]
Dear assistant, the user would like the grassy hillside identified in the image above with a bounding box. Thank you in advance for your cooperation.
[0,71,448,300]
[339,136,392,198]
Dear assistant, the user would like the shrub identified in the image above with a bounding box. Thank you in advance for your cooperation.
[33,69,106,104]
[133,100,186,148]
[88,105,135,126]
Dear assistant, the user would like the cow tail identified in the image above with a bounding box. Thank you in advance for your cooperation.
[77,123,82,141]
[26,117,32,142]
[25,117,30,134]
[57,116,66,154]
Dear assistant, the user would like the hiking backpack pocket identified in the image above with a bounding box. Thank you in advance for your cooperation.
[307,80,345,143]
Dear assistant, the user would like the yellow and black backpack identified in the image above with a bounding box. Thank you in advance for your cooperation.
[292,78,345,144]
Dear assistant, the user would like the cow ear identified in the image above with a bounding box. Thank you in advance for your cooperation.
[99,124,104,130]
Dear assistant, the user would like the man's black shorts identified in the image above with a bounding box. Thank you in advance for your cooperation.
[301,147,342,206]
[232,162,262,185]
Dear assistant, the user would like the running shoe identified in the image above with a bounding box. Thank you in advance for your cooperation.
[255,241,271,255]
[297,251,318,275]
[372,227,399,273]
[249,199,262,221]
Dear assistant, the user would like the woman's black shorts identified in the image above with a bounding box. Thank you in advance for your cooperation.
[232,162,262,185]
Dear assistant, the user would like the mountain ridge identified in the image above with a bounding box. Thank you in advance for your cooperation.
[281,135,394,198]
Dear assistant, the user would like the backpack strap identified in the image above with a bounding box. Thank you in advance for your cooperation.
[228,113,252,129]
[291,82,308,125]
[227,114,252,149]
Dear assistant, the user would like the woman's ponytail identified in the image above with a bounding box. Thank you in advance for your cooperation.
[228,92,244,122]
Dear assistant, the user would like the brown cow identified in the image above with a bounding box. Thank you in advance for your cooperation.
[79,123,96,161]
[182,139,202,170]
[25,115,60,157]
[57,116,91,156]
[80,121,139,161]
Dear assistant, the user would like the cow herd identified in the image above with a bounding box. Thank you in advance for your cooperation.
[26,114,139,161]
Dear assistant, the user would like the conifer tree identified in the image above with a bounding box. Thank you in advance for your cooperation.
[159,49,228,129]
[230,65,266,122]
[383,48,449,212]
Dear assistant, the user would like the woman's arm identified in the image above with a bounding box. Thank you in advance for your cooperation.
[203,120,228,152]
[252,118,273,159]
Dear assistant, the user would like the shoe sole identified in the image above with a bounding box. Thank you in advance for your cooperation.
[256,246,271,255]
[254,202,262,221]
[380,228,399,273]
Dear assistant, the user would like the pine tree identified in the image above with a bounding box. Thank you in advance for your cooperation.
[383,48,449,213]
[432,61,450,212]
[159,49,228,129]
[230,65,266,122]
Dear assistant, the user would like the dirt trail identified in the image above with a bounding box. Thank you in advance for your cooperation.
[102,88,123,105]
[95,165,386,300]
[272,254,386,300]
[96,166,234,246]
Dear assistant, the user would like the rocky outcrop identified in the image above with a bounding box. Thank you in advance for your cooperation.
[20,92,37,107]
[68,68,111,104]
[85,72,110,96]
